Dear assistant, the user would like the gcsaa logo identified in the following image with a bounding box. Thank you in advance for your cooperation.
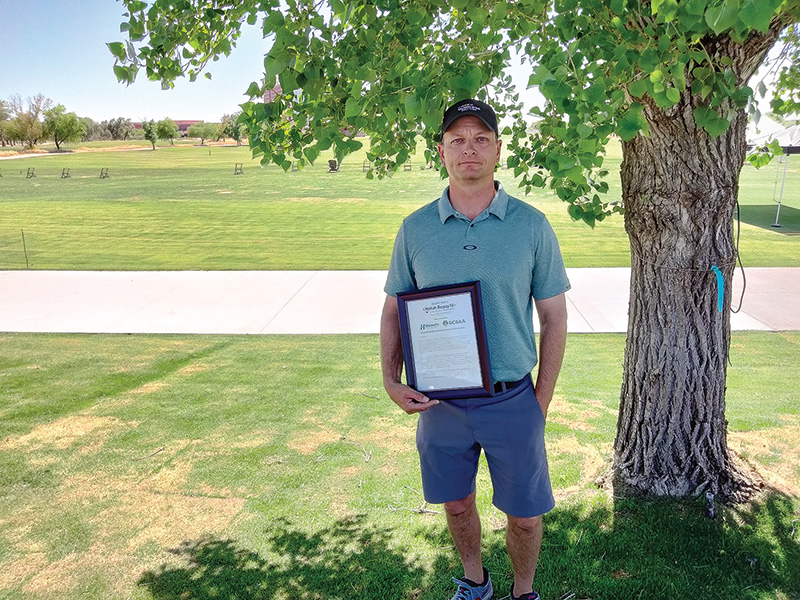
[443,319,466,326]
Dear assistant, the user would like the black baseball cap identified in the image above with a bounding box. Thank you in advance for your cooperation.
[440,99,499,139]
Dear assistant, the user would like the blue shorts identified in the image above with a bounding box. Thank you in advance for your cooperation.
[415,375,554,518]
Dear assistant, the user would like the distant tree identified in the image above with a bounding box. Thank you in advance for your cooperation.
[81,118,111,142]
[9,94,51,148]
[43,105,87,151]
[221,112,246,145]
[0,100,10,147]
[187,121,219,145]
[3,119,24,146]
[141,119,158,149]
[156,118,179,144]
[103,117,133,140]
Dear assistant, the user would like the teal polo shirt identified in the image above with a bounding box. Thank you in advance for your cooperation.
[385,182,570,382]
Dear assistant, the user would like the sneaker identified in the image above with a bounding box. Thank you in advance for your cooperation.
[450,567,493,600]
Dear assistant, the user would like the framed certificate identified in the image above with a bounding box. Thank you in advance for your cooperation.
[397,281,493,399]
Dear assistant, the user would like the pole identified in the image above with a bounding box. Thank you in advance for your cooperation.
[21,229,30,269]
[772,154,789,228]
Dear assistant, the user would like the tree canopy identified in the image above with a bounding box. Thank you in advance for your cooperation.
[141,119,158,149]
[44,105,87,151]
[112,0,798,221]
[156,117,179,144]
[187,121,221,144]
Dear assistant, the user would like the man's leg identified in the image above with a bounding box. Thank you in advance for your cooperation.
[505,514,543,597]
[444,491,484,583]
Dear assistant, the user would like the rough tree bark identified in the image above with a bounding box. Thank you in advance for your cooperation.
[613,27,783,503]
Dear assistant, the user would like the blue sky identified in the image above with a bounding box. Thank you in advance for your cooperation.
[0,0,544,125]
[0,1,783,127]
[0,0,266,122]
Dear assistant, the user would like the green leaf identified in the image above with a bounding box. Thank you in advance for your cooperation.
[113,65,130,82]
[685,0,706,15]
[403,94,421,118]
[653,0,679,21]
[107,42,127,61]
[576,123,594,138]
[665,88,681,103]
[616,106,646,142]
[693,105,731,137]
[739,0,775,32]
[705,1,740,35]
[345,97,362,118]
[245,81,262,98]
[264,53,286,79]
[628,79,648,98]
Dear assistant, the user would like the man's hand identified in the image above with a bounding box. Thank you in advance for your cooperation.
[381,294,440,414]
[384,380,439,414]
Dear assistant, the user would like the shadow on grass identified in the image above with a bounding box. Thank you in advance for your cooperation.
[739,204,800,234]
[137,491,799,600]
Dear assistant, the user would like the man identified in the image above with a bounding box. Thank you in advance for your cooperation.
[380,98,570,600]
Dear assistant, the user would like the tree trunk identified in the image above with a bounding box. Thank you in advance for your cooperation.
[612,26,784,504]
[614,100,758,503]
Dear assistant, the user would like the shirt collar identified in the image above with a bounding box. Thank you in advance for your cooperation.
[437,181,509,224]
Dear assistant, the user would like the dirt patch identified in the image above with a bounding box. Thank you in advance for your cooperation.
[287,412,347,455]
[141,459,194,493]
[549,397,604,432]
[362,416,416,451]
[176,363,213,376]
[287,426,342,455]
[549,435,609,496]
[22,543,146,596]
[728,416,800,496]
[123,493,245,550]
[58,471,246,552]
[129,381,167,395]
[0,553,48,589]
[0,415,127,451]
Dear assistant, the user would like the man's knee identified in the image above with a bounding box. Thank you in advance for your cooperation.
[507,514,542,534]
[444,491,476,517]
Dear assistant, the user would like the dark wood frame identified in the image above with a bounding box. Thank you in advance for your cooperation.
[397,281,493,399]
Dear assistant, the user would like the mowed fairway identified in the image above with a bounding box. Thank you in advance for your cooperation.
[2,139,798,270]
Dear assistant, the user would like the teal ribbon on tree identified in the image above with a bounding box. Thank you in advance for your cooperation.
[710,265,723,312]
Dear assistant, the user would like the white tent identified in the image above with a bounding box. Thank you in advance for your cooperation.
[747,115,786,145]
[751,122,800,227]
[749,120,800,152]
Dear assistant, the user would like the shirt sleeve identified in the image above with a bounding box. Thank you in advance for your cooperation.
[531,218,571,300]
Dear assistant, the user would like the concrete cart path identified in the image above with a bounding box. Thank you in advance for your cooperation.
[1,268,798,335]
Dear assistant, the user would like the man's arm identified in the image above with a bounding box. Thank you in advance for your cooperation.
[380,294,439,414]
[533,293,568,419]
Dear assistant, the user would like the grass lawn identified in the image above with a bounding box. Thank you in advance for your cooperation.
[0,331,798,600]
[1,140,798,270]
